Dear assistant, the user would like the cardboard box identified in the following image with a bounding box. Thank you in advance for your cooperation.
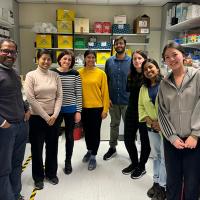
[74,18,89,33]
[57,35,73,48]
[133,15,150,34]
[103,22,112,33]
[114,15,127,24]
[56,9,75,21]
[74,38,86,48]
[36,34,52,48]
[97,52,111,65]
[94,22,103,33]
[57,21,73,33]
[112,24,130,34]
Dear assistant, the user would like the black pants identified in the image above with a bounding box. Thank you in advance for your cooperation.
[81,108,103,156]
[164,138,200,200]
[57,113,75,162]
[29,115,60,182]
[124,109,150,169]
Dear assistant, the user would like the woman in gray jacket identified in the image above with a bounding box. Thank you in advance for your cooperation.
[158,42,200,200]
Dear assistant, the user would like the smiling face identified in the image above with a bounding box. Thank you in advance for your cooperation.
[38,53,52,70]
[143,62,159,81]
[85,53,96,67]
[114,39,126,54]
[0,41,17,68]
[132,52,145,71]
[60,54,72,71]
[164,47,184,71]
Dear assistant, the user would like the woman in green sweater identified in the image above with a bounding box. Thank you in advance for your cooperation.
[138,58,166,200]
[78,50,109,171]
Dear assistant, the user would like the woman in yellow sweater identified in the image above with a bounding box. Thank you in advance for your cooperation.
[78,50,109,171]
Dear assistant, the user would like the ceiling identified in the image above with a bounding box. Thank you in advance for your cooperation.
[16,0,173,6]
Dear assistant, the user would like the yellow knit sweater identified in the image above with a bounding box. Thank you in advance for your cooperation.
[78,67,109,113]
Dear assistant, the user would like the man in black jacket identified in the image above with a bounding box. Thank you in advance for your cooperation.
[0,39,30,200]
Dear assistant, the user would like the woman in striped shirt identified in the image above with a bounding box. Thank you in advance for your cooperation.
[52,50,82,175]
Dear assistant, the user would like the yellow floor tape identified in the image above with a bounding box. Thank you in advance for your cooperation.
[29,189,37,200]
[22,155,32,173]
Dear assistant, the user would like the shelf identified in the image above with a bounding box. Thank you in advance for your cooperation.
[36,32,73,35]
[166,16,200,32]
[0,18,14,29]
[126,42,149,46]
[74,48,111,51]
[112,33,148,36]
[74,32,111,36]
[181,42,200,48]
[35,48,73,50]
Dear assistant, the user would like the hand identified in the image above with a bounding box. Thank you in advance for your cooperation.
[184,136,198,149]
[151,120,161,132]
[1,120,11,128]
[74,112,81,123]
[101,112,107,119]
[47,116,56,126]
[24,110,31,121]
[145,116,153,127]
[172,138,185,149]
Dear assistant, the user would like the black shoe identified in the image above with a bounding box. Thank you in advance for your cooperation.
[88,158,97,171]
[46,176,59,185]
[103,148,117,160]
[122,164,135,175]
[147,182,159,198]
[152,185,166,200]
[34,181,44,190]
[82,151,92,163]
[64,160,72,175]
[131,167,146,179]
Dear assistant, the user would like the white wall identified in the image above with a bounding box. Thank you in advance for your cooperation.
[18,3,162,75]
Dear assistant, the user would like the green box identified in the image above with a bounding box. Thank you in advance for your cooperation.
[74,38,86,48]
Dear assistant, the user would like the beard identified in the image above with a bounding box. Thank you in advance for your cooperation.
[115,47,125,54]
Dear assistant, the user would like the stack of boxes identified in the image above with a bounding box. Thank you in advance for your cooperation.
[112,15,130,34]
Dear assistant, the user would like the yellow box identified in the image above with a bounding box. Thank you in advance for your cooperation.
[36,34,52,48]
[56,9,75,21]
[56,50,63,59]
[74,18,89,33]
[57,21,73,33]
[57,35,73,49]
[97,52,111,65]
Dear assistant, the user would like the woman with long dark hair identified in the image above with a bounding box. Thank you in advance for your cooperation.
[123,50,151,179]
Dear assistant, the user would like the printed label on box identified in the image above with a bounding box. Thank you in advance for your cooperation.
[139,20,148,27]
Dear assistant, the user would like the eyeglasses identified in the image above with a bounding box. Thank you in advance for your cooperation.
[0,49,18,56]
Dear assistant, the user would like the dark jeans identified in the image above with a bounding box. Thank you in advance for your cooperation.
[57,113,75,162]
[164,138,200,200]
[0,121,28,200]
[29,115,60,183]
[124,109,150,169]
[81,108,103,156]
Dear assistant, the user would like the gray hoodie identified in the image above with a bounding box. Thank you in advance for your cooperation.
[158,67,200,143]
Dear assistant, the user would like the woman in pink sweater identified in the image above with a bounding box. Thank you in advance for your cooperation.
[24,49,62,190]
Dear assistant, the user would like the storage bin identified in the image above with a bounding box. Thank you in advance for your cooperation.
[35,34,52,48]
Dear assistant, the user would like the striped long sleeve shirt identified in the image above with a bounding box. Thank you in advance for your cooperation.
[52,68,82,113]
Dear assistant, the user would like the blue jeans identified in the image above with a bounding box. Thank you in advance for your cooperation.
[148,130,166,187]
[0,121,28,200]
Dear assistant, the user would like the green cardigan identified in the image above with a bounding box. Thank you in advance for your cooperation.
[138,85,158,126]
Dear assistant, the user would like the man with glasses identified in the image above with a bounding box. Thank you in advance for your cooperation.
[103,36,131,160]
[0,39,29,200]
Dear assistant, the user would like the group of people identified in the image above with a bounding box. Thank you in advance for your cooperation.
[0,36,200,200]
